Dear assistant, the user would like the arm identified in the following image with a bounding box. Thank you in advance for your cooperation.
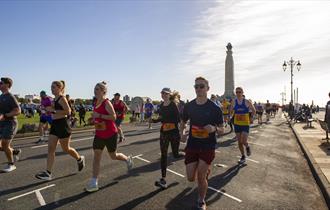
[4,107,21,118]
[248,100,256,116]
[58,97,71,116]
[99,100,117,121]
[4,95,21,118]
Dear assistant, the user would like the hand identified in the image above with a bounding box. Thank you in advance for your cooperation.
[204,124,216,134]
[45,106,54,112]
[217,127,224,136]
[180,134,188,143]
[92,112,100,119]
[0,114,4,121]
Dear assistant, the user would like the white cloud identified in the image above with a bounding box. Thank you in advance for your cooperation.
[178,1,330,105]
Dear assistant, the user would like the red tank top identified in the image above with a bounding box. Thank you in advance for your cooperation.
[112,100,125,119]
[94,99,118,139]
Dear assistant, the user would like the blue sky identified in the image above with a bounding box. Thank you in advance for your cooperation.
[0,1,329,105]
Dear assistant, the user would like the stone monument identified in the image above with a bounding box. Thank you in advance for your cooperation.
[222,43,236,100]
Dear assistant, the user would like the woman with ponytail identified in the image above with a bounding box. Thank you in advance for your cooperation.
[35,80,85,181]
[151,88,183,189]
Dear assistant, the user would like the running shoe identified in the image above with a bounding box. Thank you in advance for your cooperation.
[77,156,85,171]
[155,178,167,189]
[1,164,16,173]
[13,149,21,162]
[35,171,52,181]
[246,146,251,156]
[238,156,246,164]
[85,179,99,192]
[126,155,133,170]
[197,201,207,210]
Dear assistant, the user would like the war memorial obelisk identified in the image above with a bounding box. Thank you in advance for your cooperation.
[222,43,235,100]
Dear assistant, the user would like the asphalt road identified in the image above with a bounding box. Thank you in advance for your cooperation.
[0,112,328,210]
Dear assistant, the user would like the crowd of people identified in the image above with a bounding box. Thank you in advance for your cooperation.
[1,76,328,210]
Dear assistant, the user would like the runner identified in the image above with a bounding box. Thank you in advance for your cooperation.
[180,77,224,210]
[222,98,231,128]
[85,82,133,192]
[255,102,264,125]
[230,87,256,164]
[0,77,22,172]
[36,91,52,144]
[210,94,220,107]
[112,93,128,143]
[144,98,154,129]
[151,88,182,189]
[265,100,272,122]
[325,92,330,136]
[35,81,85,180]
[78,103,87,126]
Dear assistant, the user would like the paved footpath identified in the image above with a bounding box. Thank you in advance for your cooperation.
[0,113,328,210]
[290,111,330,206]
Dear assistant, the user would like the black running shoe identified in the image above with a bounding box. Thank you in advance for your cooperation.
[35,171,52,181]
[238,156,246,164]
[77,156,85,171]
[197,201,207,210]
[155,178,167,189]
[13,149,21,161]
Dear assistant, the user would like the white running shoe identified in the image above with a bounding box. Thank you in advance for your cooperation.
[2,164,16,173]
[85,179,99,192]
[126,155,133,171]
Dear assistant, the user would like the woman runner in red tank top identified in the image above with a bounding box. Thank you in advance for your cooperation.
[85,82,133,193]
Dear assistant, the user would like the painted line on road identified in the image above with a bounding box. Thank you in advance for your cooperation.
[133,154,151,163]
[236,156,260,164]
[35,190,46,206]
[8,184,55,203]
[133,154,185,177]
[249,142,265,147]
[251,131,258,134]
[208,186,242,203]
[214,163,228,168]
[31,137,93,149]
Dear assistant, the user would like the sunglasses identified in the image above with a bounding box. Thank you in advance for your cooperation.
[194,84,205,89]
[161,92,169,95]
[236,91,242,93]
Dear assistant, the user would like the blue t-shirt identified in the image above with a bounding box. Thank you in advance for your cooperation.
[144,103,154,115]
[183,99,223,150]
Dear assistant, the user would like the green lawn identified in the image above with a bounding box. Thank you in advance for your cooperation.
[17,112,132,131]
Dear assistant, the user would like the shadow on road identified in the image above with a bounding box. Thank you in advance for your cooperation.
[36,181,119,210]
[0,173,77,197]
[112,182,179,210]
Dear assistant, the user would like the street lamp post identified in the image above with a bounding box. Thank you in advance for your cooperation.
[282,57,301,104]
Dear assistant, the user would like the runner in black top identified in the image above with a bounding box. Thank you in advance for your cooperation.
[180,77,224,210]
[0,77,22,172]
[151,88,182,189]
[35,81,85,181]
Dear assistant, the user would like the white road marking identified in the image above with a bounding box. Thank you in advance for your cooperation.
[214,164,228,168]
[133,154,185,177]
[35,190,46,206]
[31,137,93,149]
[237,156,260,164]
[166,169,185,177]
[251,131,258,134]
[249,142,265,147]
[208,186,242,203]
[133,155,151,163]
[8,184,55,205]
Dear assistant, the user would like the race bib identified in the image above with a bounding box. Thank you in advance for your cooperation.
[191,125,209,139]
[162,123,176,131]
[95,121,106,131]
[235,114,249,122]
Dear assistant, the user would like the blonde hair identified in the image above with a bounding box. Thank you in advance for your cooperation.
[170,90,180,105]
[96,81,108,94]
[195,76,209,87]
[52,80,66,94]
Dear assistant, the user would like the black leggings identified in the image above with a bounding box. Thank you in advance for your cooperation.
[160,132,180,178]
